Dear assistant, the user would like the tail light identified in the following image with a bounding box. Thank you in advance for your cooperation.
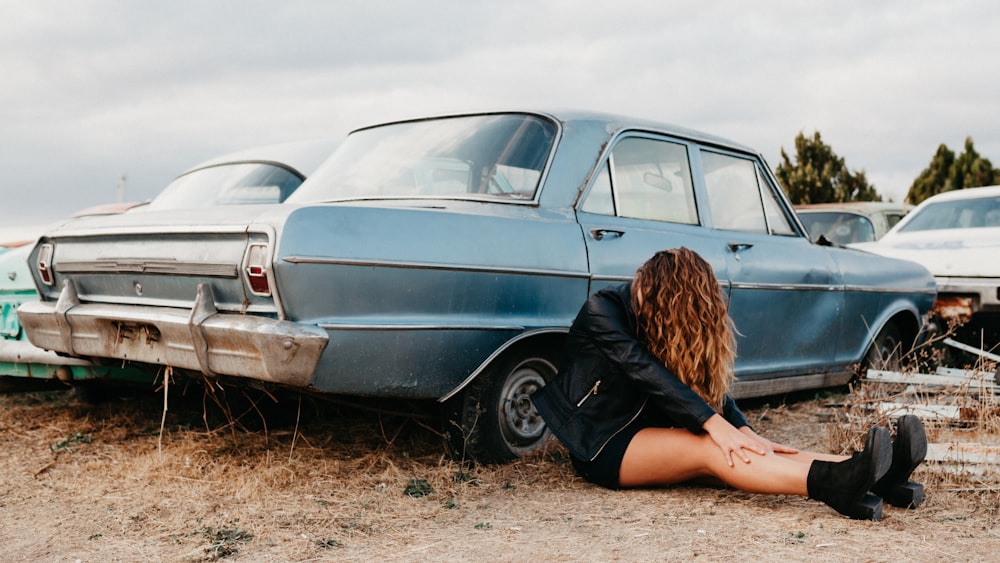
[244,243,271,296]
[37,243,54,286]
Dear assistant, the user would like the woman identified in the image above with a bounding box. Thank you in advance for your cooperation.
[531,248,926,521]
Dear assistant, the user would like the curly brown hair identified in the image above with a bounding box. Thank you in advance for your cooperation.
[632,247,736,410]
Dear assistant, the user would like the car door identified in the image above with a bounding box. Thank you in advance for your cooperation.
[697,148,844,379]
[577,134,733,296]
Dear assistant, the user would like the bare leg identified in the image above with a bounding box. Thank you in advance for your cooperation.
[618,427,846,493]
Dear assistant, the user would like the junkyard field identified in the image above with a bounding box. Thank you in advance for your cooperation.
[1,385,997,562]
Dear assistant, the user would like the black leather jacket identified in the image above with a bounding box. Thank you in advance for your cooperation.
[531,282,750,462]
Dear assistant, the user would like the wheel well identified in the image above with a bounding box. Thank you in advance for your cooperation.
[438,329,568,403]
[503,332,567,365]
[888,311,921,353]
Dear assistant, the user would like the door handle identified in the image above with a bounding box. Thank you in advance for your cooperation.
[590,229,625,241]
[727,242,753,260]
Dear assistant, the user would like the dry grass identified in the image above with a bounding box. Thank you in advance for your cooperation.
[833,327,1000,500]
[2,375,1000,561]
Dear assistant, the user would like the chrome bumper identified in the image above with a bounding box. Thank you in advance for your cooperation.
[18,281,329,388]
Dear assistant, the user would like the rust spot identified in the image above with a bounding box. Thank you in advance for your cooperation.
[933,296,974,323]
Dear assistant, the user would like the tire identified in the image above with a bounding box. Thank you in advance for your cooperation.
[862,322,904,374]
[445,345,559,464]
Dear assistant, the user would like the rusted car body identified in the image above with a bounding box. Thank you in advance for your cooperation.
[19,111,936,460]
[1,139,339,390]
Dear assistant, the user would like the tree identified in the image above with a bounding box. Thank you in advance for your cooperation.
[775,131,881,204]
[907,137,1000,204]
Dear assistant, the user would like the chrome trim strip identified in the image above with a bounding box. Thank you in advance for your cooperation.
[732,282,936,295]
[317,323,526,331]
[730,371,854,400]
[67,292,279,315]
[56,259,238,278]
[843,285,938,295]
[437,327,569,402]
[592,274,733,292]
[589,274,634,284]
[49,224,251,238]
[283,256,590,279]
[730,282,839,291]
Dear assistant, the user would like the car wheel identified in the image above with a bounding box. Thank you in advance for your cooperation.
[863,322,904,374]
[446,345,559,464]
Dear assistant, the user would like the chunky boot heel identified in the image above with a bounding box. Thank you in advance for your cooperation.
[887,482,924,509]
[873,414,928,509]
[808,426,893,521]
[853,492,884,521]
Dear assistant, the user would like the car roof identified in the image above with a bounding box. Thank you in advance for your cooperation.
[917,184,1000,203]
[352,109,758,156]
[180,138,341,180]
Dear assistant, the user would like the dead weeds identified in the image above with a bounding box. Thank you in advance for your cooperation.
[1,376,999,561]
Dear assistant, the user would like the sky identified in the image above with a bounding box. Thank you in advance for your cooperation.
[2,0,998,237]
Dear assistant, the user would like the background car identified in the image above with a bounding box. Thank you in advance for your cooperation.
[852,185,1000,348]
[18,111,936,461]
[795,201,912,245]
[1,138,339,393]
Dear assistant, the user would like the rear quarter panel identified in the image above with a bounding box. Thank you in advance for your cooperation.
[272,202,590,397]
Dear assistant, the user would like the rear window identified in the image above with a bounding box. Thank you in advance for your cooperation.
[899,196,1000,232]
[288,114,557,203]
[142,163,304,211]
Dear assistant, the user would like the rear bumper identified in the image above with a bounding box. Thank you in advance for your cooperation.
[18,281,328,388]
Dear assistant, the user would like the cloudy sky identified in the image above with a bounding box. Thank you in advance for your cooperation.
[2,0,997,234]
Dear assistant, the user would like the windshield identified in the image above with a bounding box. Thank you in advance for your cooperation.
[287,114,557,203]
[899,196,1000,232]
[140,163,305,211]
[798,211,876,244]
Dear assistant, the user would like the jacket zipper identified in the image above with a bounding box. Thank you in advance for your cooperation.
[588,399,647,462]
[576,380,602,407]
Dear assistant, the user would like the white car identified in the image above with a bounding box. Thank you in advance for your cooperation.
[853,185,1000,344]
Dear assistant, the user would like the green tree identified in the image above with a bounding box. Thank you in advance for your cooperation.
[775,131,881,204]
[907,137,1000,204]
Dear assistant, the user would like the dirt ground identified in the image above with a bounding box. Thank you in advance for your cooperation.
[0,382,997,562]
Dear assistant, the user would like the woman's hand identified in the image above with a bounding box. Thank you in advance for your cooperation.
[738,425,799,456]
[702,414,770,467]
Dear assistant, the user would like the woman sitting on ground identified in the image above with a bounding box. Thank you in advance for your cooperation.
[531,247,926,521]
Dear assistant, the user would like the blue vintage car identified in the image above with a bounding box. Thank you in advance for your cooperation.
[18,111,935,461]
[1,138,338,391]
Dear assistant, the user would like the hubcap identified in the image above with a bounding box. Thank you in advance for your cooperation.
[498,360,552,448]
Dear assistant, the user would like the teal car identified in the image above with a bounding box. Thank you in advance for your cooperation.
[18,111,935,461]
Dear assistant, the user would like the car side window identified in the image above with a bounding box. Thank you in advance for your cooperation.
[702,151,795,235]
[582,137,698,225]
[581,162,615,215]
[758,166,796,235]
[702,151,767,233]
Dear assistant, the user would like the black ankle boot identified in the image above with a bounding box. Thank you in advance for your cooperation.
[807,426,893,521]
[872,414,928,509]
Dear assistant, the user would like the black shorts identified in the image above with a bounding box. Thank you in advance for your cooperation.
[569,415,648,490]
